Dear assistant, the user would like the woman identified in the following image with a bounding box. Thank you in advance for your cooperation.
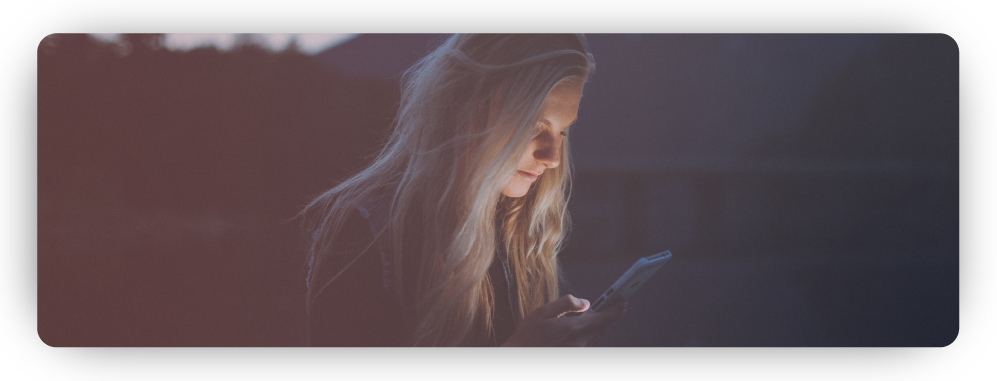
[301,34,626,346]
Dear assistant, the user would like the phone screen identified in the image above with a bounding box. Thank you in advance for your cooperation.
[591,251,672,312]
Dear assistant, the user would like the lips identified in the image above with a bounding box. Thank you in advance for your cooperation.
[516,170,539,182]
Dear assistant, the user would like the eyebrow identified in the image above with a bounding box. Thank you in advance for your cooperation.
[541,118,578,128]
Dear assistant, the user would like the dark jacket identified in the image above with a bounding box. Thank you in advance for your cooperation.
[306,199,518,346]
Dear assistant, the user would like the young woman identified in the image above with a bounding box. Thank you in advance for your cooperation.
[301,34,626,346]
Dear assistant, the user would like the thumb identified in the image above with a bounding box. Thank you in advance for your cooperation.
[535,295,590,319]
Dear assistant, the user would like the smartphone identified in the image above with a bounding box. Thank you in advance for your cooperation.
[590,251,672,312]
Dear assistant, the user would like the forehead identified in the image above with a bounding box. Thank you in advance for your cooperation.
[540,80,583,123]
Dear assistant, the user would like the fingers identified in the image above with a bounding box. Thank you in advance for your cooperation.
[534,294,590,319]
[512,296,626,346]
[574,300,626,331]
[574,296,592,313]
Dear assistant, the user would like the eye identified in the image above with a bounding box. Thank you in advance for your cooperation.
[559,131,567,137]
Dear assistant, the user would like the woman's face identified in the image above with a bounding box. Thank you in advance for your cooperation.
[500,80,583,198]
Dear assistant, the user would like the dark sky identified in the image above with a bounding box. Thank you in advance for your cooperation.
[573,34,890,166]
[317,34,892,168]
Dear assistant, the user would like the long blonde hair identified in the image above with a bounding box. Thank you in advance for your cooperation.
[301,34,594,346]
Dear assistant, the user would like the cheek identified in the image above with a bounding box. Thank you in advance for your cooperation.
[517,141,538,167]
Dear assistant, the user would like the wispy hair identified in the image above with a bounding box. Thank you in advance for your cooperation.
[301,34,594,346]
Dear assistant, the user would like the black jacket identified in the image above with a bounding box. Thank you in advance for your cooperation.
[306,200,518,346]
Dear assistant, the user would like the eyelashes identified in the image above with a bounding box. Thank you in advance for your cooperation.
[532,123,569,137]
[534,130,567,138]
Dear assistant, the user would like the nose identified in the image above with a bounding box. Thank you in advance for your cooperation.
[533,130,561,169]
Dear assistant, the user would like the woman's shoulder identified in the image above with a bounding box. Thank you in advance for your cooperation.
[356,192,391,236]
[306,193,415,346]
[340,202,394,289]
[306,197,392,293]
[307,203,407,346]
[321,192,390,253]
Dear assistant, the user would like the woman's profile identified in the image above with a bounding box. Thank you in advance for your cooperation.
[300,34,626,346]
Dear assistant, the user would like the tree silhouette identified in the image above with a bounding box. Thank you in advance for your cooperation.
[38,34,400,345]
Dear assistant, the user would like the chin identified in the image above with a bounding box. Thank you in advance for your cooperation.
[501,182,530,198]
[501,189,528,198]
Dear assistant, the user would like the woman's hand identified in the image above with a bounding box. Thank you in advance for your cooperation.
[501,294,626,347]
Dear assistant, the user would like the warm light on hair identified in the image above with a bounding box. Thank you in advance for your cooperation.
[300,34,594,346]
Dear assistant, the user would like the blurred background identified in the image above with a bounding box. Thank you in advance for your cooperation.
[37,33,958,346]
